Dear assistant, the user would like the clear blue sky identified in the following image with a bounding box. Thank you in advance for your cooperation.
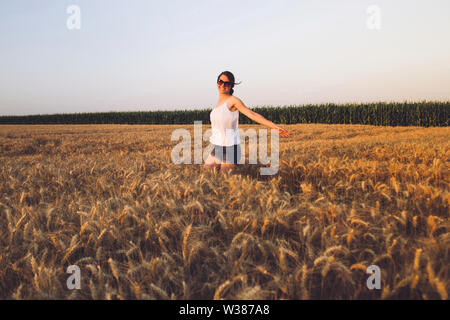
[1,0,449,116]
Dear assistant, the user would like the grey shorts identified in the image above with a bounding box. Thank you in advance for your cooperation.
[211,144,241,165]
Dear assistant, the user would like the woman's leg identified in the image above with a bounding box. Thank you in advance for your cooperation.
[203,154,221,172]
[220,162,236,175]
[220,144,240,175]
[203,153,235,174]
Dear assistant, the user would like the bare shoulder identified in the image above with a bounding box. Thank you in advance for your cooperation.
[229,95,243,105]
[228,96,243,111]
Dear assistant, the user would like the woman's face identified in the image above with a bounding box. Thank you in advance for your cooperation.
[217,74,232,95]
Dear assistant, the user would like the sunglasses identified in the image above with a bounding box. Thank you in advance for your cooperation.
[217,79,233,86]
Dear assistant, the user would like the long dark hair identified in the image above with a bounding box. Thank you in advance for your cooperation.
[217,71,241,96]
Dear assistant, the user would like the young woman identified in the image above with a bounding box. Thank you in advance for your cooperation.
[203,71,290,175]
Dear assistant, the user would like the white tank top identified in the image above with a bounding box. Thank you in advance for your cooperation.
[209,97,241,146]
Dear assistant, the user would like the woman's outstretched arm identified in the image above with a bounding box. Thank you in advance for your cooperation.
[232,96,290,137]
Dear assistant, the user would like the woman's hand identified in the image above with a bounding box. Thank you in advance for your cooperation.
[276,127,290,138]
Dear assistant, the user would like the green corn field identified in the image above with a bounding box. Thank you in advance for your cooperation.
[1,101,448,127]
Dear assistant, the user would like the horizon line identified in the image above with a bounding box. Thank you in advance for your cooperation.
[1,99,449,117]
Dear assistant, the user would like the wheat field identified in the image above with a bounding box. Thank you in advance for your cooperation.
[0,123,448,300]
